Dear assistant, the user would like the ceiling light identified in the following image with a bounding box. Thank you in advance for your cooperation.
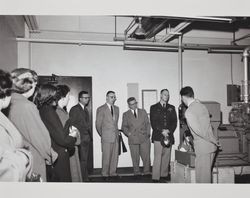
[134,17,146,39]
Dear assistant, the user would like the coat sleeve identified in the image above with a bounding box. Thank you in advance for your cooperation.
[17,103,58,164]
[69,107,89,135]
[117,107,120,129]
[121,113,129,136]
[0,147,30,181]
[95,107,103,136]
[40,107,76,148]
[0,128,31,181]
[185,111,204,138]
[169,107,177,133]
[143,110,151,136]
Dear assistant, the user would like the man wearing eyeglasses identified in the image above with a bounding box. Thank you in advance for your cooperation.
[69,91,92,182]
[122,97,151,177]
[96,91,120,180]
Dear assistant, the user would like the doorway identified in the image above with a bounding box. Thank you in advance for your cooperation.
[38,75,94,174]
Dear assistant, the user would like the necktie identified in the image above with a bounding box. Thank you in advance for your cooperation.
[111,105,114,117]
[134,110,137,118]
[163,103,166,108]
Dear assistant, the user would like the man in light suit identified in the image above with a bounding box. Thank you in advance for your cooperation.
[69,91,92,182]
[96,91,119,179]
[122,97,151,176]
[180,86,219,183]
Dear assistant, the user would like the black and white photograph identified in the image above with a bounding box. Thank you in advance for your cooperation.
[1,0,250,197]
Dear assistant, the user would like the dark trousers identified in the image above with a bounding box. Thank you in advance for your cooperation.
[78,141,90,181]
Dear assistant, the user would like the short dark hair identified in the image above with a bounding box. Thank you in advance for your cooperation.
[180,86,194,98]
[34,84,57,109]
[78,90,89,101]
[56,85,70,101]
[127,97,136,104]
[160,89,169,94]
[0,70,12,99]
[106,90,115,96]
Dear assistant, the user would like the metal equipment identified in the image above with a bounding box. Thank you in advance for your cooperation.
[175,46,250,174]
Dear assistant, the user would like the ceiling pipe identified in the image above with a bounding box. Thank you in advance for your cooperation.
[17,38,249,53]
[243,46,250,103]
[208,48,243,54]
[16,38,124,47]
[178,34,183,103]
[146,16,234,23]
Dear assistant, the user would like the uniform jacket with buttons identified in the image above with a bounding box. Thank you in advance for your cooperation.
[122,108,150,145]
[150,102,177,144]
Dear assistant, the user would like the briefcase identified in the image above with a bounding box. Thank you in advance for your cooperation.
[175,150,196,167]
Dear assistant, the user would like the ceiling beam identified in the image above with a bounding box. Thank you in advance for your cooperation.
[159,21,192,42]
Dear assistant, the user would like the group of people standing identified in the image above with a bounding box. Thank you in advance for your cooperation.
[0,68,91,182]
[96,88,219,183]
[0,67,219,183]
[95,89,177,182]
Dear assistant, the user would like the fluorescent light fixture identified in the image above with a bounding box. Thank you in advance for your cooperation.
[124,45,179,52]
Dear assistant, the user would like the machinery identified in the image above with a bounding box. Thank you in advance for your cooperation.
[176,46,250,168]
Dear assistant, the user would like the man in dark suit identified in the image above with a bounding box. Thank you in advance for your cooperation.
[122,97,151,176]
[180,86,219,183]
[150,89,177,182]
[69,91,92,182]
[96,91,119,179]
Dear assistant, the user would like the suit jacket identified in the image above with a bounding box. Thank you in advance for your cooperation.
[9,93,58,181]
[69,104,92,142]
[0,111,32,182]
[122,108,150,145]
[150,102,177,144]
[185,100,218,155]
[95,103,119,143]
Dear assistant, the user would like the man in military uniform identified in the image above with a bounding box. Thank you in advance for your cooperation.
[150,89,177,182]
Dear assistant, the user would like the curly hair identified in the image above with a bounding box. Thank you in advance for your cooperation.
[11,68,38,94]
[34,84,57,109]
[0,70,13,99]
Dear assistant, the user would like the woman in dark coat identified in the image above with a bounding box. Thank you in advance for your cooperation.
[56,85,82,182]
[35,84,77,182]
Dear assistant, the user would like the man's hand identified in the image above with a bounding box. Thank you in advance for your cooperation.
[162,129,170,137]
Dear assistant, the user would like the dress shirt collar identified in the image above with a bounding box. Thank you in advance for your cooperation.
[160,101,167,107]
[79,102,85,110]
[130,108,138,114]
[187,98,196,107]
